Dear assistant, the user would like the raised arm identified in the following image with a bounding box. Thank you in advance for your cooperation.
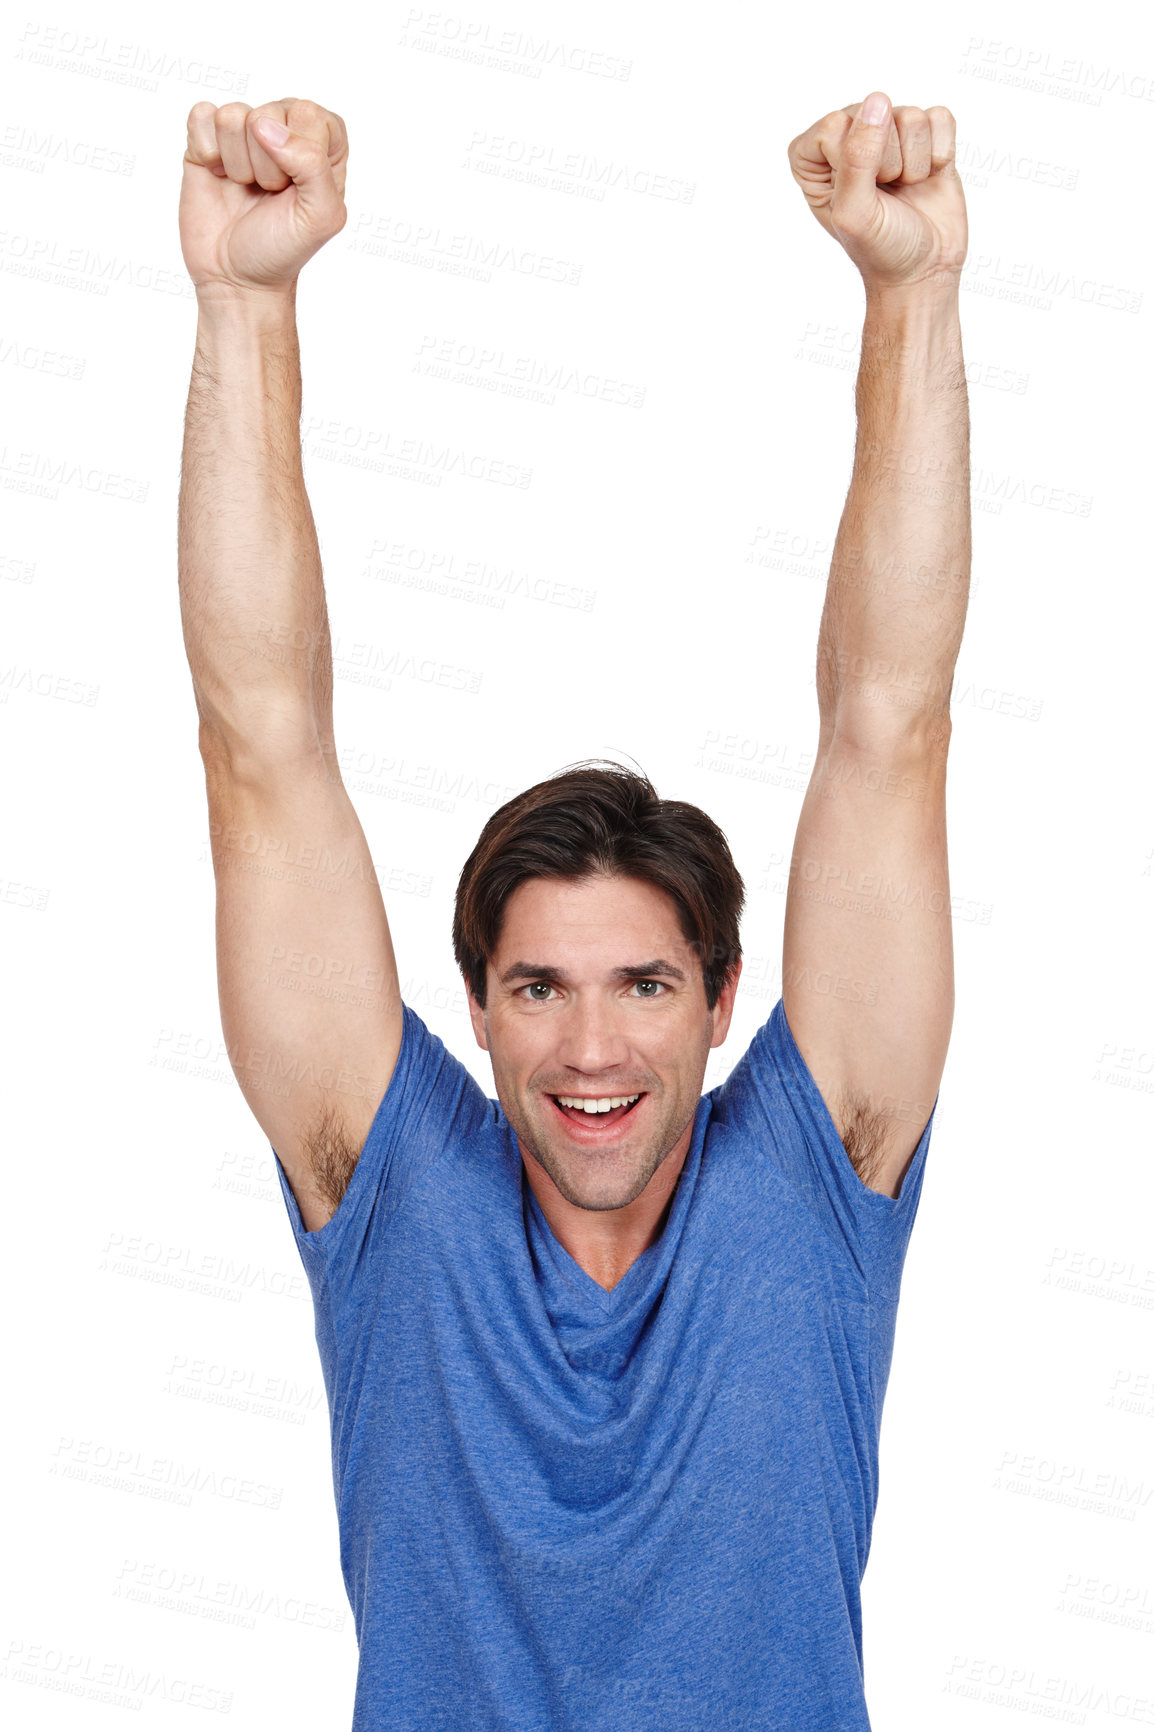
[782,92,970,1199]
[178,98,402,1232]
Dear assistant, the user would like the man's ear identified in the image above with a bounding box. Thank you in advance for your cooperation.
[709,958,743,1048]
[467,985,490,1052]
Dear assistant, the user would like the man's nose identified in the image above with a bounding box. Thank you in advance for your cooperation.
[554,996,630,1075]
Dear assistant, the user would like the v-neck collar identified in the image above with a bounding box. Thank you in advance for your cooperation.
[523,1181,660,1312]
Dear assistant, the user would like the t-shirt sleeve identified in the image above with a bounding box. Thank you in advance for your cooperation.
[710,995,936,1297]
[271,1002,494,1313]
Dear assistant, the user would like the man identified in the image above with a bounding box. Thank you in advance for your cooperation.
[178,87,969,1730]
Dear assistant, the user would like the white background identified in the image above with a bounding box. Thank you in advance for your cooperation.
[3,0,1152,1726]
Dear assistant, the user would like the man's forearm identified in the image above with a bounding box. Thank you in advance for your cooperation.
[177,290,333,770]
[817,286,970,747]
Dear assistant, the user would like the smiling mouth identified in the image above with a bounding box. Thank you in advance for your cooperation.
[548,1093,645,1130]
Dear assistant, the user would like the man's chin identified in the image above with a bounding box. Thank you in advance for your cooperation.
[522,1124,670,1213]
[533,1156,660,1215]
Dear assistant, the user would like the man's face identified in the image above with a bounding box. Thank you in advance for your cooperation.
[468,873,740,1213]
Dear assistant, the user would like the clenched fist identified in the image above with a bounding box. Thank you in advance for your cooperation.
[179,97,349,299]
[787,91,967,295]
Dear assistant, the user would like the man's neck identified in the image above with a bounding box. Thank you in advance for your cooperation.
[520,1124,694,1292]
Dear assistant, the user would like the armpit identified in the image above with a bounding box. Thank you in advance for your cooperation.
[305,1104,362,1213]
[836,1092,893,1195]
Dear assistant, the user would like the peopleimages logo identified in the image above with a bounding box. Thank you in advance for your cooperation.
[0,122,135,176]
[463,131,695,202]
[397,10,632,81]
[962,252,1142,314]
[363,538,597,613]
[15,23,249,95]
[3,1638,234,1715]
[960,36,1154,105]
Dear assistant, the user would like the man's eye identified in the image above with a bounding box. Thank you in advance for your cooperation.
[520,981,664,1000]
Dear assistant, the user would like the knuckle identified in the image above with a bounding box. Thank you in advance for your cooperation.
[215,102,251,129]
[287,97,325,122]
[895,108,930,138]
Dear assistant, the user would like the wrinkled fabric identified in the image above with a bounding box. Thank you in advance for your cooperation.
[273,996,934,1730]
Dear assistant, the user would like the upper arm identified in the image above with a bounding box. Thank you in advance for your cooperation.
[781,715,953,1200]
[200,725,403,1234]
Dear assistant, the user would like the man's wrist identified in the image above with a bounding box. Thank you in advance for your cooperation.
[858,279,965,389]
[862,277,961,330]
[195,282,299,332]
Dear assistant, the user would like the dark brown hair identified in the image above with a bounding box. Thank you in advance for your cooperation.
[452,759,745,1011]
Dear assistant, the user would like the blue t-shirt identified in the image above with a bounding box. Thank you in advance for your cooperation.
[273,996,935,1731]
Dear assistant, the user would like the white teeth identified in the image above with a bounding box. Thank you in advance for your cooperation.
[555,1094,641,1114]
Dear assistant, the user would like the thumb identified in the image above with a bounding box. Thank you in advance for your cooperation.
[251,115,345,234]
[832,91,891,235]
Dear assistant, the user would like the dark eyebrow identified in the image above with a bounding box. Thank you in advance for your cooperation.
[499,959,688,986]
[613,960,687,983]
